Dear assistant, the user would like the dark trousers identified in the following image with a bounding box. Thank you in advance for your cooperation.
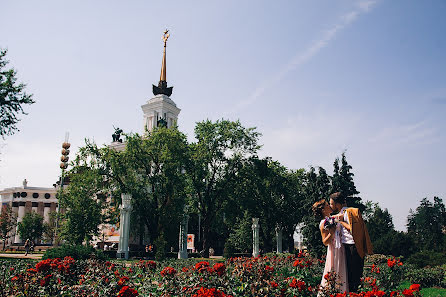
[344,243,364,292]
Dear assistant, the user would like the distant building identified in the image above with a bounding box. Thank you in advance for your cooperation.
[0,179,57,246]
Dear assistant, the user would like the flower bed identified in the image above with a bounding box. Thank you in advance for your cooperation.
[0,253,428,296]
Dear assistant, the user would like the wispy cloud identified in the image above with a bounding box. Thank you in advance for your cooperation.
[368,120,439,148]
[233,0,378,112]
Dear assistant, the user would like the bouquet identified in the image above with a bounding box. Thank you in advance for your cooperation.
[323,217,337,230]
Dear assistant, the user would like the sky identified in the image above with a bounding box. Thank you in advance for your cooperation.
[1,0,445,231]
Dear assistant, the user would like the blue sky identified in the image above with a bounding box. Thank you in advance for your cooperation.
[1,1,445,231]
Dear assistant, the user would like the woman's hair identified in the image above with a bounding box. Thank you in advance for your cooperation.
[312,199,327,218]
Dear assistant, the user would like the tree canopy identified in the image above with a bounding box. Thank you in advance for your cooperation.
[0,49,34,137]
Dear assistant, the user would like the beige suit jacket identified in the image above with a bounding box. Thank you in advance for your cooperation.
[346,207,373,258]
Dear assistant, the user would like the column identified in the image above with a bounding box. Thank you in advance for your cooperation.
[178,212,189,259]
[43,203,51,224]
[117,194,132,260]
[32,202,38,213]
[252,218,260,258]
[275,225,283,254]
[14,202,26,243]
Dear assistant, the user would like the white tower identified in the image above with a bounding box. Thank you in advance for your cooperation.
[141,29,180,133]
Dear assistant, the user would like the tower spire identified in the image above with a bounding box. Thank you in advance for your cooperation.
[153,29,173,97]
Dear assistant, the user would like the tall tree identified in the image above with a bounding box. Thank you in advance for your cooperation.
[407,197,446,252]
[229,157,306,253]
[58,166,105,245]
[186,119,260,257]
[302,166,331,258]
[331,152,364,210]
[364,202,397,254]
[0,205,16,250]
[0,49,34,137]
[80,126,189,253]
[17,212,44,243]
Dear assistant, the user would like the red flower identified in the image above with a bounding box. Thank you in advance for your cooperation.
[402,289,414,297]
[289,278,306,291]
[40,274,52,287]
[117,286,139,297]
[194,261,210,273]
[270,281,278,288]
[160,266,176,277]
[293,259,304,268]
[36,259,52,273]
[27,268,38,274]
[213,263,226,276]
[265,265,274,272]
[118,276,129,286]
[409,284,420,291]
[192,287,232,297]
[387,258,397,268]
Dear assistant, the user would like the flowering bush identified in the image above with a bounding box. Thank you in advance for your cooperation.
[0,253,432,296]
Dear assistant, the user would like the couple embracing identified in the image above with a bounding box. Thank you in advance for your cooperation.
[312,192,373,295]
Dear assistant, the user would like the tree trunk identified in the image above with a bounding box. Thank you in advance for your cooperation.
[201,224,210,258]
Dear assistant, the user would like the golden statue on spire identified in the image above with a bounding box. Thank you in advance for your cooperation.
[162,29,170,45]
[153,29,173,97]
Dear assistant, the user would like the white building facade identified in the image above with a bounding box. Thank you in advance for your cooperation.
[0,179,57,245]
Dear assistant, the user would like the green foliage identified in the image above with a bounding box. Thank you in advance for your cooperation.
[405,265,446,288]
[407,197,446,252]
[0,204,16,250]
[43,244,108,260]
[58,167,104,245]
[223,240,235,258]
[154,232,167,261]
[81,126,189,249]
[302,166,331,258]
[226,211,252,253]
[406,251,446,268]
[330,152,365,211]
[17,212,44,242]
[186,119,261,256]
[0,49,35,137]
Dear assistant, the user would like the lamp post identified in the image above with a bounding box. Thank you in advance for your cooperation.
[54,133,70,246]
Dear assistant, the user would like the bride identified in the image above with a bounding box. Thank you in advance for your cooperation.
[312,199,348,295]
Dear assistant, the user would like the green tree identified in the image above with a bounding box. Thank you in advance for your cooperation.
[302,166,331,258]
[42,211,57,244]
[407,197,446,252]
[58,166,104,245]
[364,202,396,254]
[0,204,16,250]
[331,152,364,211]
[80,126,189,254]
[186,119,260,257]
[0,49,34,137]
[17,212,44,243]
[229,157,306,253]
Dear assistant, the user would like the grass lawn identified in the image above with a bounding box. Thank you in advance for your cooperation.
[399,280,446,297]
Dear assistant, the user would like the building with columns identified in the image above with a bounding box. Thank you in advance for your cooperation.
[0,179,57,245]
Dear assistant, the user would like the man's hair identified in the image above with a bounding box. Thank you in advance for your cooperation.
[329,192,346,204]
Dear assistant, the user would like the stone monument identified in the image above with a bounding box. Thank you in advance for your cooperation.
[252,218,260,257]
[117,193,132,259]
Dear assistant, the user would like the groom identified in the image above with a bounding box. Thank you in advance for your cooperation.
[329,192,373,292]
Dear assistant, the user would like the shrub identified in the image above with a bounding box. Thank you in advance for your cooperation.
[43,244,108,260]
[405,266,446,288]
[406,251,446,268]
[223,240,235,259]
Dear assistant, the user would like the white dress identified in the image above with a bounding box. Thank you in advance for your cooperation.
[318,219,348,295]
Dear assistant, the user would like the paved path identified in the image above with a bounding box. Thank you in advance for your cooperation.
[0,253,43,260]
